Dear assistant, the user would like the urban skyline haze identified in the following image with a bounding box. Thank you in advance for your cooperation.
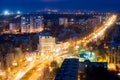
[0,0,120,13]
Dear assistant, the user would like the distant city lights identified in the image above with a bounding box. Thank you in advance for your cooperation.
[4,10,10,15]
[2,10,22,15]
[17,11,21,14]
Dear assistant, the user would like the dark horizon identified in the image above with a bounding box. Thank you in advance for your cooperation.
[0,0,120,13]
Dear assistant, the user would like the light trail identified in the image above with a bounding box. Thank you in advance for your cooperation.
[27,62,49,80]
[77,15,117,45]
[13,53,64,80]
[92,15,117,39]
[12,14,117,80]
[14,60,35,80]
[88,15,117,43]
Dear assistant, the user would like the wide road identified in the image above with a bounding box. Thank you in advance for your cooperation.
[12,52,67,80]
[12,14,117,80]
[77,15,117,45]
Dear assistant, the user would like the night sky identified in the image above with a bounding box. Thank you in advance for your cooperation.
[0,0,120,12]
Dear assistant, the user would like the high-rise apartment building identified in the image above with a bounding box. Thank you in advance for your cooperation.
[59,18,68,27]
[21,16,44,33]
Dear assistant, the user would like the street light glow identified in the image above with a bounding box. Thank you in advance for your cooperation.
[26,57,33,62]
[4,10,10,15]
[17,11,21,14]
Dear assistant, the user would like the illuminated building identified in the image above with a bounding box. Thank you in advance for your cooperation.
[59,18,68,27]
[9,23,20,33]
[38,36,56,53]
[21,17,29,33]
[21,16,44,33]
[34,16,44,32]
[99,16,102,23]
[108,47,120,68]
[9,23,16,33]
[108,23,120,69]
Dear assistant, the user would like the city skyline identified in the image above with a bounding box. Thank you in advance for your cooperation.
[0,0,120,13]
[0,0,120,80]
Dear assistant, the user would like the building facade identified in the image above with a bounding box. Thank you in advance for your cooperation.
[59,18,68,27]
[38,36,56,53]
[21,16,44,33]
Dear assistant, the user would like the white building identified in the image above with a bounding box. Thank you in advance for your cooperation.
[38,36,56,53]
